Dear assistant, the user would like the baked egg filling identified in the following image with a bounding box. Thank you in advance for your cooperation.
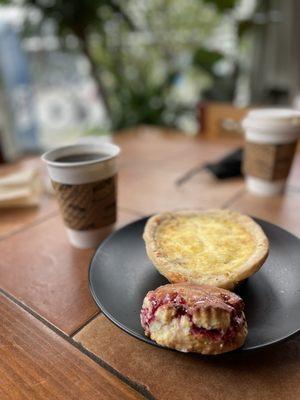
[155,214,255,277]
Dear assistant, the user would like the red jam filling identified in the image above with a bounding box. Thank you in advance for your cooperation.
[141,292,244,342]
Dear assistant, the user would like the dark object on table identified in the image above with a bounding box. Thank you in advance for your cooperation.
[176,148,243,185]
[205,147,243,179]
[89,216,300,353]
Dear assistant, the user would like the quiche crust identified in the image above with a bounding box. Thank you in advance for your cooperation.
[143,209,269,290]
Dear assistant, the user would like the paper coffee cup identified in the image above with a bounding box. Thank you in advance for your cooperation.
[242,108,300,196]
[42,143,120,248]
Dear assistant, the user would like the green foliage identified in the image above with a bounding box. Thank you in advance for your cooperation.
[23,0,134,37]
[193,48,223,76]
[3,0,256,131]
[237,19,257,37]
[81,127,109,136]
[86,0,223,130]
[202,0,237,12]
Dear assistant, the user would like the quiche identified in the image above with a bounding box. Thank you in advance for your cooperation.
[140,283,247,354]
[143,209,269,289]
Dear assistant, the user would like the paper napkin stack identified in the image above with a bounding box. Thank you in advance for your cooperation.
[0,168,43,208]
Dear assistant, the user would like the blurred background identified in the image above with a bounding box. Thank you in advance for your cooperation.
[0,0,299,160]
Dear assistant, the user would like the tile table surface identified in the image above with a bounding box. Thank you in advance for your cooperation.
[0,293,143,400]
[0,126,299,399]
[75,314,300,400]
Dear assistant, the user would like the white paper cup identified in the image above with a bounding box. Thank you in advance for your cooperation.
[242,108,300,196]
[42,143,120,248]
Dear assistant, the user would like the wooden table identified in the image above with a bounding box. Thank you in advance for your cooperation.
[1,126,300,400]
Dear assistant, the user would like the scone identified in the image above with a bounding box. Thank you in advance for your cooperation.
[143,209,269,289]
[140,283,247,354]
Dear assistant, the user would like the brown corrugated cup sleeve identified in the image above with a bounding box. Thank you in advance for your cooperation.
[52,175,117,231]
[243,141,297,181]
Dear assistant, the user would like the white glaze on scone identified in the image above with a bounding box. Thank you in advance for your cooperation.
[140,283,248,355]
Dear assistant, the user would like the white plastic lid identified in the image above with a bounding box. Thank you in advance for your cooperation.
[242,108,300,143]
[243,108,300,130]
[247,108,300,123]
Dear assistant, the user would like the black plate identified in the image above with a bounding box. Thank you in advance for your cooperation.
[89,217,300,352]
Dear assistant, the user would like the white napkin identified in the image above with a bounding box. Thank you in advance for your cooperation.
[0,168,43,208]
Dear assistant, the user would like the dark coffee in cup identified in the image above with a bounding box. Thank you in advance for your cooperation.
[55,153,107,163]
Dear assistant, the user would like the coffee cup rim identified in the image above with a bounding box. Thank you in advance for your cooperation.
[247,108,300,121]
[41,143,120,168]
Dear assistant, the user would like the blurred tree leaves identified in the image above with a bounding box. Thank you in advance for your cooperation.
[237,19,257,37]
[1,0,255,131]
[193,48,223,76]
[202,0,237,12]
[19,0,136,117]
[24,0,135,35]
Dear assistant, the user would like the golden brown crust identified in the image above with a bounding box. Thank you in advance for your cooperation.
[143,209,269,289]
[166,271,187,283]
[140,283,247,354]
[152,283,243,312]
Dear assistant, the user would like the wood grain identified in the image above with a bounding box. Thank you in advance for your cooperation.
[118,164,243,214]
[115,125,242,169]
[1,127,300,400]
[0,210,140,335]
[0,156,58,239]
[75,314,300,400]
[115,128,244,213]
[0,293,143,400]
[199,102,249,139]
[115,126,199,166]
[229,189,300,237]
[0,195,57,240]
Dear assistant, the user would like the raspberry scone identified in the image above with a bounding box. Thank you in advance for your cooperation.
[143,209,269,289]
[140,283,247,354]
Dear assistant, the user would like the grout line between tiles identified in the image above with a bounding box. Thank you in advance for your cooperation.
[0,286,73,337]
[0,287,155,400]
[0,209,59,242]
[70,312,102,337]
[71,340,156,400]
[118,142,199,167]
